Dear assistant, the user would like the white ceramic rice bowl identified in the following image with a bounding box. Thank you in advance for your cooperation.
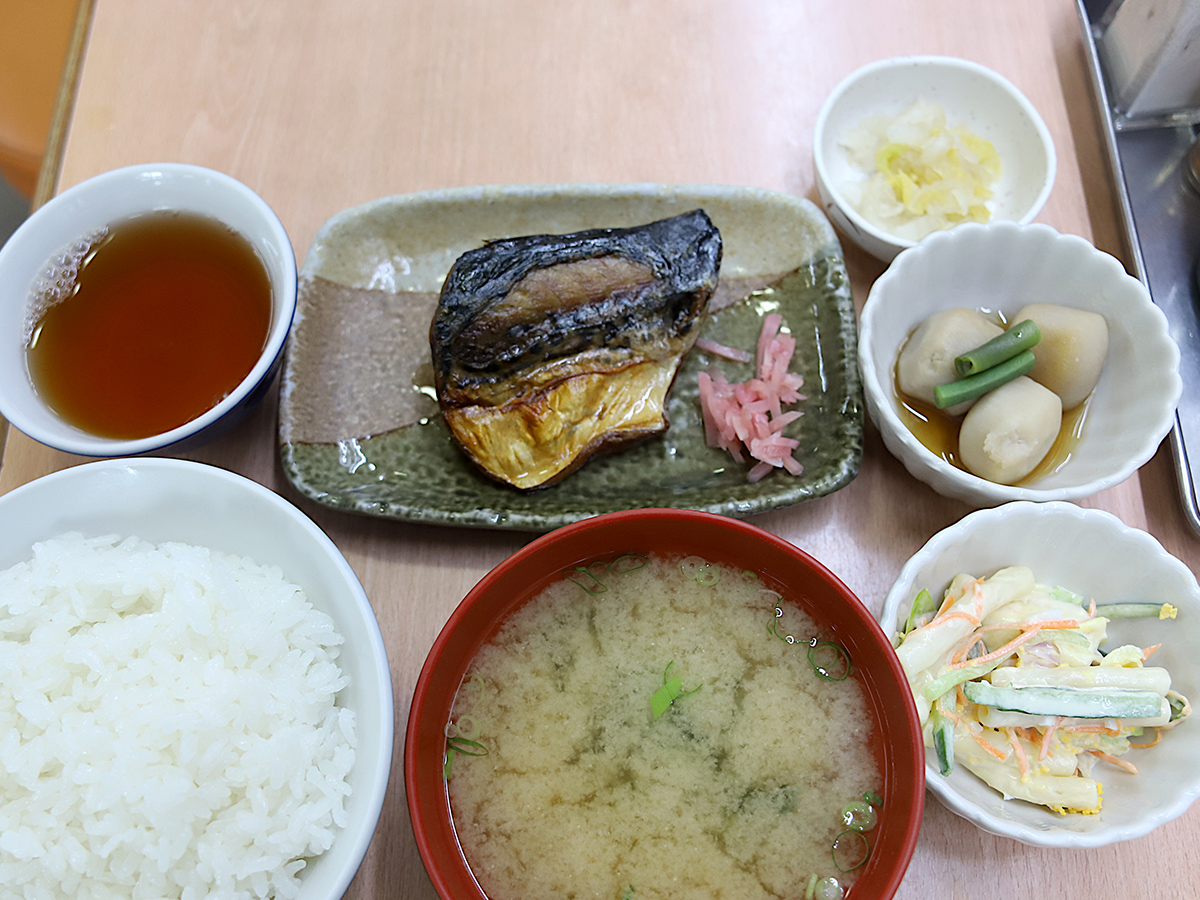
[880,501,1200,847]
[813,55,1055,262]
[859,221,1181,507]
[0,458,392,899]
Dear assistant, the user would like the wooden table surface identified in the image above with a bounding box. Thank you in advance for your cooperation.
[5,1,1198,897]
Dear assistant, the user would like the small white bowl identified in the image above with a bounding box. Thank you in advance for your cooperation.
[880,500,1200,847]
[0,458,393,897]
[859,221,1181,507]
[813,55,1056,262]
[0,163,297,456]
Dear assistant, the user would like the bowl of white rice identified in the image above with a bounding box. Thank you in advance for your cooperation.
[0,458,393,900]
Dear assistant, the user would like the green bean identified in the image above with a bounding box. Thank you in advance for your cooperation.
[953,319,1042,377]
[934,349,1035,409]
[1094,602,1177,619]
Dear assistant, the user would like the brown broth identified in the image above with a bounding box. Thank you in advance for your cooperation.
[894,376,1090,486]
[26,211,272,439]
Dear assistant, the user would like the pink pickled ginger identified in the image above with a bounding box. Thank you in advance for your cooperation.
[697,313,806,482]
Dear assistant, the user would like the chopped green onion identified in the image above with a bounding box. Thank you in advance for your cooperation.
[565,565,608,594]
[769,606,798,644]
[447,736,488,755]
[813,877,844,900]
[934,349,1035,409]
[611,554,648,574]
[804,873,818,900]
[651,677,682,718]
[696,566,721,586]
[808,640,850,681]
[650,661,700,718]
[443,736,488,779]
[903,588,936,634]
[840,800,878,832]
[679,556,708,580]
[863,790,882,806]
[953,318,1042,377]
[831,829,869,872]
[621,887,636,900]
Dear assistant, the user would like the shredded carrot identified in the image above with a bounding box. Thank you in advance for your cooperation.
[949,628,1040,670]
[947,619,1085,671]
[1088,598,1096,617]
[1129,728,1163,750]
[1089,749,1138,774]
[931,610,982,629]
[991,619,1081,632]
[950,634,985,667]
[937,580,978,618]
[1063,722,1123,736]
[1142,644,1161,661]
[970,726,1009,761]
[1006,728,1030,778]
[935,694,960,724]
[1039,719,1062,761]
[912,611,981,649]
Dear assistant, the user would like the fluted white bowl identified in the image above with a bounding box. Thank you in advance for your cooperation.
[880,501,1200,847]
[859,221,1180,507]
[813,55,1055,262]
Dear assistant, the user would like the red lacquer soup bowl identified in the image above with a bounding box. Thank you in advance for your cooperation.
[406,508,923,899]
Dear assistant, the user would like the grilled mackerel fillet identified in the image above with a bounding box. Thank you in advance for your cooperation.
[431,209,722,490]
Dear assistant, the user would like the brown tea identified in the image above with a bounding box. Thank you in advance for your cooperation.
[25,211,272,439]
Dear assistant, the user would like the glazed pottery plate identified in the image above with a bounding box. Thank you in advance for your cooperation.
[279,183,862,530]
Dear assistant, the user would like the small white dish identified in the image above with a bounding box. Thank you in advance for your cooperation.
[813,55,1056,262]
[859,220,1180,507]
[0,163,297,456]
[0,457,393,897]
[880,500,1200,847]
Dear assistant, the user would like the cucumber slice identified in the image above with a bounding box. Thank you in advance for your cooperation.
[962,682,1167,719]
[929,709,954,776]
[904,589,936,634]
[989,665,1171,694]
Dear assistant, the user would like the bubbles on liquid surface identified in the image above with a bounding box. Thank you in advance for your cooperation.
[25,228,109,345]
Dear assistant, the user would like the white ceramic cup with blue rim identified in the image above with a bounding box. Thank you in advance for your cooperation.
[0,162,297,456]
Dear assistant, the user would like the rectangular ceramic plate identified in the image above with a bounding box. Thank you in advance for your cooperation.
[278,184,862,530]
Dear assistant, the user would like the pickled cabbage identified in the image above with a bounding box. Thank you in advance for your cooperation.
[839,99,1001,240]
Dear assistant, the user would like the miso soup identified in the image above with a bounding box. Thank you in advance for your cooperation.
[445,554,883,900]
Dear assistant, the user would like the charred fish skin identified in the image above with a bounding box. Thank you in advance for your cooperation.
[432,209,723,393]
[431,209,723,490]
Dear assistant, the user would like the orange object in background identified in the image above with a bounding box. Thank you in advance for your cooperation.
[0,1,77,198]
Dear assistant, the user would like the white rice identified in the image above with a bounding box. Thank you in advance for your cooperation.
[0,533,356,900]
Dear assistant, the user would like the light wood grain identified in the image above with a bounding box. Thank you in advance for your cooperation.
[3,1,1198,898]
